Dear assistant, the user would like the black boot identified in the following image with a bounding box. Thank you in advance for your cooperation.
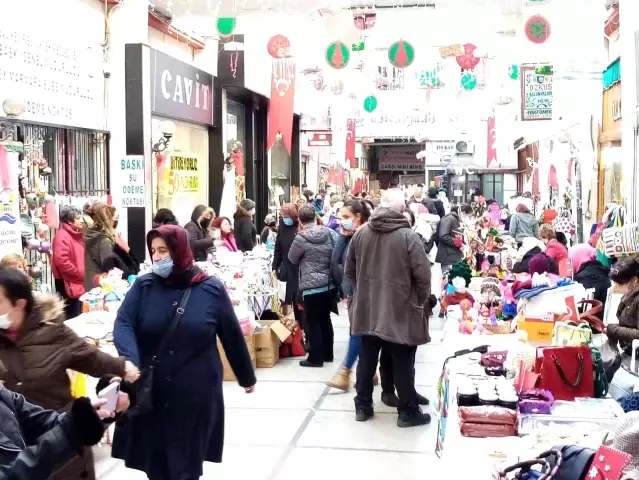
[355,408,374,422]
[416,392,430,406]
[397,409,431,428]
[381,392,399,408]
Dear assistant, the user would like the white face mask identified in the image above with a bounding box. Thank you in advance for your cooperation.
[0,313,11,330]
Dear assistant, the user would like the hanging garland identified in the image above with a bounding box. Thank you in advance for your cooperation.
[216,17,236,38]
[363,95,378,112]
[388,40,415,69]
[525,15,551,44]
[326,41,350,69]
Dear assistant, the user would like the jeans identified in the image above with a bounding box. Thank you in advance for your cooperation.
[344,335,361,369]
[303,290,334,364]
[355,335,418,414]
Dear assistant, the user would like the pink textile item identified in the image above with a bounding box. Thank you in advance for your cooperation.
[569,244,596,274]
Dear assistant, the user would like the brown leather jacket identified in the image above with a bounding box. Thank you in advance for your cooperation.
[608,289,639,353]
[0,295,125,412]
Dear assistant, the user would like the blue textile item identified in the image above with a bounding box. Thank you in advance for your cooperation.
[556,278,573,287]
[513,285,557,300]
[344,335,361,369]
[619,392,639,412]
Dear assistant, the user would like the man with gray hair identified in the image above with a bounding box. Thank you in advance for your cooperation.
[345,188,432,427]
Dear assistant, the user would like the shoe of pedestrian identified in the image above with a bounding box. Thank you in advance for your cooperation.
[373,373,379,386]
[355,409,374,422]
[416,392,430,406]
[381,392,399,408]
[327,367,351,391]
[300,359,323,368]
[397,410,431,428]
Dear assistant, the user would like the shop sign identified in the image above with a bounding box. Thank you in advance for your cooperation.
[0,145,21,257]
[119,156,146,208]
[0,22,103,129]
[425,140,456,155]
[168,154,199,194]
[308,132,332,146]
[379,146,423,171]
[521,66,553,121]
[150,50,214,126]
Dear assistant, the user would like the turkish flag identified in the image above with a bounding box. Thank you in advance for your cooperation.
[487,116,496,168]
[0,144,9,190]
[267,60,296,154]
[346,119,356,168]
[549,165,558,189]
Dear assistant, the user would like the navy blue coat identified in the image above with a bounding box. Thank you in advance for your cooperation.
[112,274,256,480]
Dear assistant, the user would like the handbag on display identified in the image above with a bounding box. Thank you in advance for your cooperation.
[535,345,594,401]
[544,446,595,480]
[129,288,192,416]
[496,449,563,480]
[600,223,639,257]
[552,209,576,236]
[552,322,592,347]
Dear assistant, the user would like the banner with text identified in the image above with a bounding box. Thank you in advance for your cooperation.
[119,156,146,208]
[0,145,22,257]
[378,146,424,171]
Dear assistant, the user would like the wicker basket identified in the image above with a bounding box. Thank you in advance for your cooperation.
[485,320,513,335]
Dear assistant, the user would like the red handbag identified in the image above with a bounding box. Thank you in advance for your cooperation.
[535,346,594,401]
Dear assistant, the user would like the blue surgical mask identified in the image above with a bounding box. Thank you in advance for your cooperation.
[282,217,294,226]
[152,257,174,278]
[341,219,354,231]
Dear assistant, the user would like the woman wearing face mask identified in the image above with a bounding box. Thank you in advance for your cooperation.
[606,259,639,400]
[272,204,301,318]
[0,267,137,480]
[327,200,372,390]
[212,216,238,252]
[233,199,258,252]
[52,206,86,319]
[184,205,216,262]
[112,225,256,480]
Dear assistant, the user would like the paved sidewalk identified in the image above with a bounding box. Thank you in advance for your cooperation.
[97,307,446,480]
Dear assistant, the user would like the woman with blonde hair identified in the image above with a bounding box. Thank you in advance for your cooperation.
[540,223,569,275]
[84,203,117,290]
[0,254,27,274]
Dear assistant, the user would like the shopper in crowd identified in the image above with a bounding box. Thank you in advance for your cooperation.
[234,198,258,252]
[509,203,539,243]
[556,231,569,248]
[152,208,179,228]
[52,206,86,319]
[312,193,325,217]
[288,204,338,367]
[605,259,639,400]
[346,189,432,427]
[296,195,307,209]
[512,237,559,276]
[185,205,216,261]
[260,214,278,245]
[435,205,464,277]
[540,223,569,275]
[323,194,343,233]
[0,267,137,480]
[112,225,256,480]
[0,386,118,479]
[273,204,301,315]
[571,244,610,318]
[0,253,27,274]
[303,189,315,202]
[84,202,118,290]
[327,199,372,390]
[102,210,140,282]
[212,216,238,252]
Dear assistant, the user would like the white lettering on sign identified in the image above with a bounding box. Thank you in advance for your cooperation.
[119,156,146,208]
[161,70,209,111]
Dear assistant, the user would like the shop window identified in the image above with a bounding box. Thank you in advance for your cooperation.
[450,174,481,204]
[482,174,505,205]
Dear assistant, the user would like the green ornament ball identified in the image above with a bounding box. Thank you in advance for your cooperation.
[461,72,477,90]
[363,95,378,112]
[217,17,236,37]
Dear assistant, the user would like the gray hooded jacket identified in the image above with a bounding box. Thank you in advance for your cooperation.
[288,225,338,292]
[509,211,539,242]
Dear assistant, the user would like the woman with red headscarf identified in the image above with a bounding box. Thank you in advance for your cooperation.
[212,216,238,252]
[112,225,256,480]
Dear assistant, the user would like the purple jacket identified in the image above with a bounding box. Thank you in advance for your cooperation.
[325,215,340,232]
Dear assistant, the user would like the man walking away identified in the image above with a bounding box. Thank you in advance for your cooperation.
[345,189,432,428]
[426,187,446,219]
[435,205,463,276]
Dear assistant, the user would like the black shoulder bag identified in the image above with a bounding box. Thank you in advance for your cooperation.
[129,288,192,416]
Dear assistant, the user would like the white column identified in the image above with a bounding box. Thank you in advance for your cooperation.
[620,0,639,221]
[105,0,148,242]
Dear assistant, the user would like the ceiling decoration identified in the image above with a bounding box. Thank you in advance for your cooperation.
[325,41,351,69]
[388,39,415,69]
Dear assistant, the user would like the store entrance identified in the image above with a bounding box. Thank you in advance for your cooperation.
[449,174,480,204]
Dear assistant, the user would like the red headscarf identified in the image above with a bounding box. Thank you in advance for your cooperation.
[146,225,208,286]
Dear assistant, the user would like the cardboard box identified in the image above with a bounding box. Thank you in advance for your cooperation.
[255,321,282,368]
[218,331,255,381]
[519,317,554,344]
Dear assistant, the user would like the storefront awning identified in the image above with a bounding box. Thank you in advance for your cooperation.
[603,58,620,91]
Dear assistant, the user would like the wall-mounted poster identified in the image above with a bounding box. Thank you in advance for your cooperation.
[521,65,553,121]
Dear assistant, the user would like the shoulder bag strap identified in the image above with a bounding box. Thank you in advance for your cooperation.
[151,288,192,364]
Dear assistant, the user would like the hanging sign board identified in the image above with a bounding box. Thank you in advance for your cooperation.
[379,146,423,171]
[168,154,199,194]
[119,156,146,208]
[0,145,22,257]
[308,132,332,147]
[521,65,554,121]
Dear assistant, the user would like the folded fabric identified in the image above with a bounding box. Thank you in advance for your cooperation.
[531,272,552,288]
[514,284,558,300]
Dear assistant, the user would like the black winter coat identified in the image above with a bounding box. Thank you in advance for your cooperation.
[511,246,559,275]
[233,207,257,252]
[435,212,463,266]
[102,243,140,280]
[574,260,611,319]
[272,220,300,304]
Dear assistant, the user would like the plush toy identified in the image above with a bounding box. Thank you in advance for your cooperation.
[441,262,475,309]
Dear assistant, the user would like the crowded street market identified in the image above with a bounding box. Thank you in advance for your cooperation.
[2,0,639,479]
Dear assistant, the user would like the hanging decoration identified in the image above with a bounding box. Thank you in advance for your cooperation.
[354,12,376,30]
[313,74,326,91]
[508,64,519,80]
[267,35,292,59]
[216,17,236,38]
[486,116,496,168]
[363,95,378,113]
[330,80,344,95]
[352,41,365,52]
[388,40,415,69]
[525,15,551,44]
[456,43,480,70]
[416,66,443,88]
[461,71,477,90]
[326,41,350,69]
[346,119,356,168]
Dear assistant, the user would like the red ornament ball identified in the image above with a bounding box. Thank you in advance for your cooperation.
[525,15,551,44]
[267,35,291,59]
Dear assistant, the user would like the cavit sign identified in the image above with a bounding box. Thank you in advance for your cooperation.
[150,49,214,126]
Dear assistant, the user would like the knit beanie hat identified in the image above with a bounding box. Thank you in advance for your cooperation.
[240,199,255,211]
[448,261,473,287]
[613,411,639,472]
[528,254,550,275]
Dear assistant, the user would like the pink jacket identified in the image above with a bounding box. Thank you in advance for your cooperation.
[545,239,569,264]
[220,234,238,252]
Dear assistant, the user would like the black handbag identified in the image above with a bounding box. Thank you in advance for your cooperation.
[544,445,595,480]
[128,288,192,416]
